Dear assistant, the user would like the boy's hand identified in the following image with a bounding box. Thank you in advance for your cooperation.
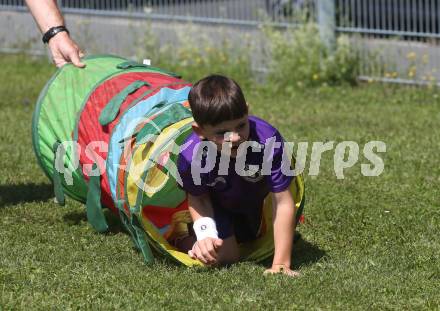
[264,264,301,277]
[188,238,223,265]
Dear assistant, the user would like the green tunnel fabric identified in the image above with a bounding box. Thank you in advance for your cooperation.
[138,121,193,208]
[116,61,180,78]
[86,163,109,233]
[99,80,151,126]
[52,141,66,206]
[132,215,155,265]
[115,95,184,146]
[33,55,179,203]
[134,121,193,210]
[32,55,130,202]
[118,207,140,249]
[135,102,192,145]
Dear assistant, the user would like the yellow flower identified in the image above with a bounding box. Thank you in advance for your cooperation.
[406,52,417,61]
[312,73,319,80]
[408,66,417,78]
[384,72,391,78]
[422,54,429,64]
[392,72,398,78]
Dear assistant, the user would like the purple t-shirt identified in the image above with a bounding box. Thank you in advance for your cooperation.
[177,115,292,213]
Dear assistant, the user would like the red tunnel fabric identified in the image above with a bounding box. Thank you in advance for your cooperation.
[76,71,190,213]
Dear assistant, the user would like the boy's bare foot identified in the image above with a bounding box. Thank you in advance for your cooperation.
[264,264,301,277]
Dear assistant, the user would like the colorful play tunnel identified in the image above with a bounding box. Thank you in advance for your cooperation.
[32,55,305,266]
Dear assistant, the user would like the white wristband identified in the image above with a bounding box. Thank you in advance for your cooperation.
[193,217,218,241]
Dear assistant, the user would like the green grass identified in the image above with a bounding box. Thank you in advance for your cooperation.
[1,54,440,310]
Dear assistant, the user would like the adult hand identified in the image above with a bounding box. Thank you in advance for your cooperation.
[188,237,223,265]
[48,31,85,68]
[264,264,301,277]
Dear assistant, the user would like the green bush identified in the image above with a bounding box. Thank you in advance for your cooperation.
[135,21,360,92]
[170,37,253,90]
[264,22,360,90]
[136,25,254,90]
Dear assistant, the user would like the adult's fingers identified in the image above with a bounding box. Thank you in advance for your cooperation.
[53,56,67,68]
[69,49,86,68]
[48,33,85,68]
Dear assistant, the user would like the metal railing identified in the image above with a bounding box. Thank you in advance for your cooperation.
[2,0,438,36]
[0,0,313,27]
[336,0,440,39]
[333,0,439,86]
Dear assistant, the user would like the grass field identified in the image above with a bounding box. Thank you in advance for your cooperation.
[1,54,440,310]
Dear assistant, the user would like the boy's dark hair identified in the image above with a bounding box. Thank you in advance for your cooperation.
[188,74,248,126]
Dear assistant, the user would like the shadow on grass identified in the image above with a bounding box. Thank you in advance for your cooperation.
[63,208,126,235]
[61,209,326,270]
[186,235,327,272]
[291,238,327,269]
[0,183,53,207]
[259,237,327,270]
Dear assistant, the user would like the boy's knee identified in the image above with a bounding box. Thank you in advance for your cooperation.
[216,236,240,266]
[217,250,240,266]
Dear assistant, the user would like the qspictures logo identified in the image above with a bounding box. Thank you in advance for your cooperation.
[53,135,386,193]
[53,117,386,192]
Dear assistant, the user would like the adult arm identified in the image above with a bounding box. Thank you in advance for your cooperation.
[25,0,85,68]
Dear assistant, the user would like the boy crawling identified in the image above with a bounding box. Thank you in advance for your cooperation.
[176,75,300,277]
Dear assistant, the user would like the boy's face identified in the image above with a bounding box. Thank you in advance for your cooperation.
[193,115,250,157]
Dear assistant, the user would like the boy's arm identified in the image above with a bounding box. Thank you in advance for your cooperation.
[266,188,300,277]
[188,192,214,220]
[187,193,223,265]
